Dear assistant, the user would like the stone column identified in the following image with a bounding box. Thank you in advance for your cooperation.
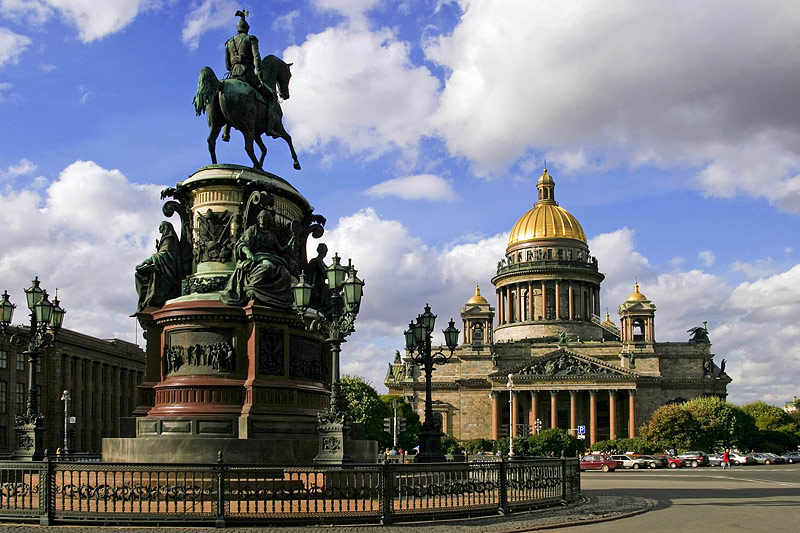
[569,390,577,435]
[589,390,597,445]
[516,284,522,323]
[550,390,558,429]
[496,289,503,324]
[491,392,500,441]
[541,281,546,320]
[510,391,518,437]
[568,284,574,320]
[529,391,538,432]
[505,286,511,324]
[609,389,617,441]
[628,390,636,438]
[595,288,600,316]
[555,281,561,319]
[528,281,534,321]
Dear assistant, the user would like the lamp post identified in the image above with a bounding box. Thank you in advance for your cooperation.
[0,277,66,461]
[506,373,515,457]
[404,304,459,463]
[61,390,71,456]
[293,253,364,463]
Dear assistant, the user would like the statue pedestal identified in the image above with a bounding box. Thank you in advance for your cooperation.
[12,420,46,461]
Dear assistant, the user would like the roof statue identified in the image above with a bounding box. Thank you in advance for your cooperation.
[194,10,301,171]
[687,321,710,344]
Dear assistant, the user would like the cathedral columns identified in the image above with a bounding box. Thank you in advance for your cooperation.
[569,390,577,435]
[550,390,558,429]
[528,281,534,321]
[541,281,546,320]
[555,281,561,319]
[589,390,597,445]
[516,284,522,324]
[628,390,636,438]
[568,284,574,320]
[609,390,617,441]
[529,391,538,432]
[491,392,500,441]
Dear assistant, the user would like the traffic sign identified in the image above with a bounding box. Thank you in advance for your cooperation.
[577,434,586,440]
[577,425,586,435]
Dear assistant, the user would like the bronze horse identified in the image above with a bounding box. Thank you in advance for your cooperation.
[194,55,300,171]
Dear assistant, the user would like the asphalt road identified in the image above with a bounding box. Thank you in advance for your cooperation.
[573,463,800,533]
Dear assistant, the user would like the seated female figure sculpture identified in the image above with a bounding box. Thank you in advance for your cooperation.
[135,221,182,311]
[220,209,294,308]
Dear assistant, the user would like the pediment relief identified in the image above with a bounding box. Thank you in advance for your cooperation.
[490,350,633,379]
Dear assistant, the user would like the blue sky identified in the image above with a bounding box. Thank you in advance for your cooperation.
[1,0,800,405]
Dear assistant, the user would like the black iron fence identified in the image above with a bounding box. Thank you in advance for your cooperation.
[0,457,579,526]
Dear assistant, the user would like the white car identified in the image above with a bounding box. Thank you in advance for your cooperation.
[610,454,650,469]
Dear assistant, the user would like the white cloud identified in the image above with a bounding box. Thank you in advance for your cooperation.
[182,0,238,51]
[283,21,440,158]
[0,27,31,67]
[0,160,165,342]
[1,0,155,42]
[424,0,800,201]
[313,0,379,21]
[731,258,774,278]
[0,81,10,101]
[365,174,457,202]
[698,250,715,267]
[4,158,36,177]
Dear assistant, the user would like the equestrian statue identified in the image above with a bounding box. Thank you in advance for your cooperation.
[194,10,301,171]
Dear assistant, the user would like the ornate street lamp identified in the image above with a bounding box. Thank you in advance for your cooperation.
[60,390,71,456]
[0,277,67,460]
[293,253,364,463]
[404,304,459,463]
[507,373,515,457]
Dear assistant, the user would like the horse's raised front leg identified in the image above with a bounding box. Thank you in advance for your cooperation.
[222,124,231,142]
[255,135,267,168]
[284,133,301,170]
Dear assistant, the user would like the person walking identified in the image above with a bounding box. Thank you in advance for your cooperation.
[722,449,731,470]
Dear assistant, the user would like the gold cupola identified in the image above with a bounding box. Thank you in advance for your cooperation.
[467,284,488,305]
[626,282,648,302]
[507,169,587,245]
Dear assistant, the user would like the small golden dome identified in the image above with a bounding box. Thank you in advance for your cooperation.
[507,169,586,246]
[467,284,489,305]
[626,283,648,302]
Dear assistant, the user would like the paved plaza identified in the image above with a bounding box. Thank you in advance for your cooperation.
[0,464,797,532]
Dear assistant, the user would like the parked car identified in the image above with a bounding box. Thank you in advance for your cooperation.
[665,456,684,468]
[707,453,723,467]
[677,451,709,467]
[611,454,650,469]
[763,453,785,464]
[780,451,800,463]
[730,452,756,465]
[580,453,619,472]
[635,455,668,468]
[753,453,784,465]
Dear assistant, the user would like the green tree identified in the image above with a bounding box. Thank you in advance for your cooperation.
[440,434,464,455]
[379,395,420,451]
[683,396,757,451]
[641,403,700,451]
[740,401,800,452]
[463,438,494,454]
[591,437,653,454]
[339,375,390,445]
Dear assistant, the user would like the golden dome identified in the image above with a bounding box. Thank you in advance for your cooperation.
[626,283,648,302]
[508,169,586,246]
[467,284,489,305]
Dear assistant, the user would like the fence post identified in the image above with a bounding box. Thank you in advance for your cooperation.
[39,452,53,526]
[560,451,567,502]
[381,461,393,525]
[215,451,226,528]
[498,459,509,515]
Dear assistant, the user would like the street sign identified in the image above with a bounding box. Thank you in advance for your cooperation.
[577,425,585,435]
[577,434,586,440]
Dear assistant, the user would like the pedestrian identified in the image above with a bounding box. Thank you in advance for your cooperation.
[722,449,730,470]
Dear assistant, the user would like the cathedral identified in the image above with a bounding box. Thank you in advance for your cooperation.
[385,169,730,444]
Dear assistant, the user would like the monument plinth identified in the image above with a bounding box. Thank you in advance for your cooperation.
[104,165,375,463]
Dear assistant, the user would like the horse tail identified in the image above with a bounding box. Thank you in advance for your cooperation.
[194,66,220,116]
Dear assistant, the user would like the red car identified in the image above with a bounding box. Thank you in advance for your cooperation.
[664,456,684,468]
[580,453,620,472]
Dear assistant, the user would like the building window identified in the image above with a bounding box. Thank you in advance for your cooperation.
[16,353,25,372]
[0,382,6,413]
[0,350,6,369]
[15,383,25,414]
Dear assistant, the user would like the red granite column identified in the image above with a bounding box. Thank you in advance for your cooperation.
[491,391,500,441]
[589,390,598,445]
[529,391,538,433]
[569,390,577,435]
[609,390,617,441]
[568,284,574,320]
[510,391,518,437]
[550,390,558,429]
[628,390,636,438]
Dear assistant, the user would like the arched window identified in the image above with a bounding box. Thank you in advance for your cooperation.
[633,319,646,342]
[472,324,484,347]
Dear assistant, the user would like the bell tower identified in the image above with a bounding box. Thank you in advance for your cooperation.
[618,282,657,351]
[460,284,494,349]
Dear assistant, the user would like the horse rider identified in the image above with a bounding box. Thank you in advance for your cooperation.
[222,10,274,142]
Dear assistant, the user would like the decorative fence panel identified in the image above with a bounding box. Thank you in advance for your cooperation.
[0,457,579,526]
